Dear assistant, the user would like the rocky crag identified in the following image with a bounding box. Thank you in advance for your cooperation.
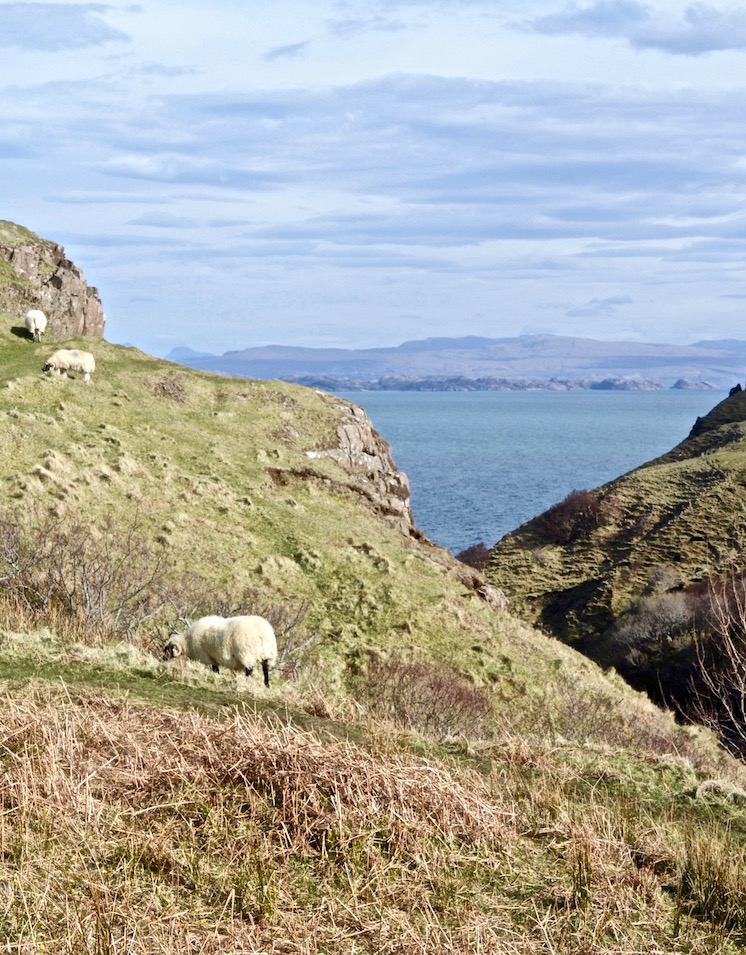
[0,220,105,340]
[306,402,413,532]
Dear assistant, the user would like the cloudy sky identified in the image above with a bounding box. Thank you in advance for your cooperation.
[4,1,746,356]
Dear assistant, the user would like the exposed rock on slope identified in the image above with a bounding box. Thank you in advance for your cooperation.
[0,220,105,339]
[306,402,413,532]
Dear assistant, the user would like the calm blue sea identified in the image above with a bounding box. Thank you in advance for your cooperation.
[340,390,730,554]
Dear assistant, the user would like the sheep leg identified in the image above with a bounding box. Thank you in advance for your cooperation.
[211,664,219,673]
[244,666,254,678]
[262,659,270,687]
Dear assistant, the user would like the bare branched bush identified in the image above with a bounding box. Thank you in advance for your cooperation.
[544,678,620,744]
[688,574,746,759]
[455,541,490,572]
[613,592,693,654]
[354,656,495,742]
[537,489,602,544]
[646,562,681,595]
[505,671,702,758]
[0,505,169,643]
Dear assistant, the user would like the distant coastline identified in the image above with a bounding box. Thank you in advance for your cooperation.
[168,333,742,389]
[280,375,716,393]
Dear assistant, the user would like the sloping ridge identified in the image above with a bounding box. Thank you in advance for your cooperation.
[489,384,746,702]
[170,332,746,387]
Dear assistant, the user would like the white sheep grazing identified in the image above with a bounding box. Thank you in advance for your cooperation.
[163,614,278,687]
[42,348,96,382]
[24,309,47,342]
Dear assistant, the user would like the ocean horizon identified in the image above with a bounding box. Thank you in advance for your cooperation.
[340,389,730,554]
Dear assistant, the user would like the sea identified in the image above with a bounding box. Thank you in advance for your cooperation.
[339,389,730,554]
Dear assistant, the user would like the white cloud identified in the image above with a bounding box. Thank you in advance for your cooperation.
[0,2,129,50]
[2,0,746,356]
[528,2,746,55]
[263,40,312,61]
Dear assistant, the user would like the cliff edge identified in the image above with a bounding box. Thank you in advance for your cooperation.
[0,220,105,340]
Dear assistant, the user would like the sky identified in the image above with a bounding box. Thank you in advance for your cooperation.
[4,1,746,357]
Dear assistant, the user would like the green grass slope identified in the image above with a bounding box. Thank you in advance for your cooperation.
[0,311,626,705]
[3,294,746,949]
[488,388,746,699]
[0,315,516,680]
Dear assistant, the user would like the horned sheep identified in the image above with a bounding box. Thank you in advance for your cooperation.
[163,614,278,687]
[24,309,47,342]
[43,348,96,382]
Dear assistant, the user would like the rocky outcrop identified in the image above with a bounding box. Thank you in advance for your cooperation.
[687,387,746,440]
[307,403,414,532]
[0,221,105,340]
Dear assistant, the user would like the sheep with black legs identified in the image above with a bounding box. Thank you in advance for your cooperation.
[163,614,278,686]
[42,348,96,382]
[24,309,47,342]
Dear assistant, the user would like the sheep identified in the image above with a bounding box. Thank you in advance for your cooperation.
[163,614,278,687]
[42,348,96,382]
[24,309,47,342]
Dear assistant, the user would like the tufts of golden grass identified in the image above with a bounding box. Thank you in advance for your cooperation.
[1,684,746,953]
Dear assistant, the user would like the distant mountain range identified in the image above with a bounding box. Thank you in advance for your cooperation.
[167,334,746,390]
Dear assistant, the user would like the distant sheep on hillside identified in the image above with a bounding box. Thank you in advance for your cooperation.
[163,614,278,687]
[42,349,96,382]
[24,309,47,342]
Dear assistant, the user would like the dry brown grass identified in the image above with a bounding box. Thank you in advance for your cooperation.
[0,686,513,953]
[0,684,745,953]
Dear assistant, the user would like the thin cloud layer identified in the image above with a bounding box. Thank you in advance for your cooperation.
[0,2,129,50]
[2,0,746,354]
[528,2,746,55]
[567,295,634,318]
[263,41,311,62]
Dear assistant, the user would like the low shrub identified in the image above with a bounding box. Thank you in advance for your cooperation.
[613,592,693,654]
[149,373,186,403]
[455,541,491,572]
[354,656,495,742]
[0,504,169,643]
[537,489,602,544]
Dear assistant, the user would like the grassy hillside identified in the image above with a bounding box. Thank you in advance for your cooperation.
[3,300,746,949]
[0,307,632,699]
[488,388,746,712]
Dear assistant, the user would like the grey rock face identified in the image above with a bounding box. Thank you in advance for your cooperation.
[307,403,414,532]
[1,235,105,340]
